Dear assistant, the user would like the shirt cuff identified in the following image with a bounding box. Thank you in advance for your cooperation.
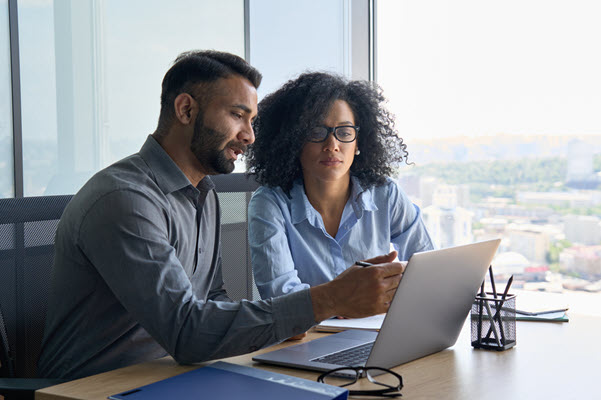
[271,289,316,340]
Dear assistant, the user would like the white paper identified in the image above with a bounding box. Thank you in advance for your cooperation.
[315,314,385,332]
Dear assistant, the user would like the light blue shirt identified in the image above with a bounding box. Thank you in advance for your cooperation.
[249,177,434,299]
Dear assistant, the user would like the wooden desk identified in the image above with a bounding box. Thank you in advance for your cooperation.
[36,314,601,399]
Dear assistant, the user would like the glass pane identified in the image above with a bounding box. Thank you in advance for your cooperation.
[0,0,13,198]
[246,0,351,173]
[377,0,601,315]
[249,0,350,98]
[17,0,57,197]
[103,0,244,166]
[18,0,244,195]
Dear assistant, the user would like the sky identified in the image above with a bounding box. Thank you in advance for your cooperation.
[377,0,601,140]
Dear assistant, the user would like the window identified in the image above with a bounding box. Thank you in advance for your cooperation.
[377,0,601,313]
[17,0,244,196]
[0,0,12,197]
[249,0,352,99]
[5,0,370,193]
[244,0,368,172]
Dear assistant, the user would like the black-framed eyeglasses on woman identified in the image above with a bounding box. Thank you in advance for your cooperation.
[308,125,360,143]
[317,366,403,398]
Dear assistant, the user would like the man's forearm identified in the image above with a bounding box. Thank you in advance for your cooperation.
[309,284,336,322]
[308,259,404,322]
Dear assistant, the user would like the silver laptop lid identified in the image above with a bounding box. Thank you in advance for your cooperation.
[366,238,501,368]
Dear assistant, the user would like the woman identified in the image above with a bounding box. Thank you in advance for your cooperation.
[247,72,434,300]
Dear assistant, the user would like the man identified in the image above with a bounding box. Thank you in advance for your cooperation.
[38,50,404,379]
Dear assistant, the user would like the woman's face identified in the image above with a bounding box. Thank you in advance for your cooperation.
[299,99,358,186]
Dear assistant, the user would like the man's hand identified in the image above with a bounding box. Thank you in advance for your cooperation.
[286,332,308,341]
[310,251,406,322]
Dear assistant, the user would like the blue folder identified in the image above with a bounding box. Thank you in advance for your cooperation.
[108,361,348,400]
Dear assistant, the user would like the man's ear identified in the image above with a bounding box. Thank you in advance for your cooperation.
[173,93,197,125]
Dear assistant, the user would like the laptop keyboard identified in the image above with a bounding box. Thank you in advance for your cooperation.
[311,342,374,366]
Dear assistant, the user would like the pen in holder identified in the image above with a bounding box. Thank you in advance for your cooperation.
[471,292,516,351]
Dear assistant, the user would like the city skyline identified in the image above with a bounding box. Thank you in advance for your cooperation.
[401,133,601,165]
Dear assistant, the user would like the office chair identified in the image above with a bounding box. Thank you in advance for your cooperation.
[211,174,260,301]
[0,175,257,399]
[0,195,73,400]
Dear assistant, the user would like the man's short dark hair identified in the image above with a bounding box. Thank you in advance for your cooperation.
[156,50,262,131]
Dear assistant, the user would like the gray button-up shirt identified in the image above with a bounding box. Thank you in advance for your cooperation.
[38,136,315,379]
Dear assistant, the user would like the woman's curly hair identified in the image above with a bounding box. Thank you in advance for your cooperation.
[246,72,409,193]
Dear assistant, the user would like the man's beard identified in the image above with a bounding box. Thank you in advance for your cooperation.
[190,112,246,175]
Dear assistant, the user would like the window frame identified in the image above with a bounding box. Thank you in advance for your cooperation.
[3,0,376,198]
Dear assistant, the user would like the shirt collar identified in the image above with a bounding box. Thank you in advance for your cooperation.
[290,180,315,225]
[289,176,379,224]
[139,135,215,195]
[349,176,378,217]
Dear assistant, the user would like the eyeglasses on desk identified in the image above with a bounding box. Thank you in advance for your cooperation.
[317,366,403,398]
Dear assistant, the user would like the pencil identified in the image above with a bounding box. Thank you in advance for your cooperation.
[483,300,502,347]
[488,265,498,298]
[484,275,514,345]
[477,280,485,345]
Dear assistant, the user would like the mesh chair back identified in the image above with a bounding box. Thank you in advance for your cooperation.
[0,175,256,378]
[212,174,260,301]
[0,195,73,378]
[0,301,14,377]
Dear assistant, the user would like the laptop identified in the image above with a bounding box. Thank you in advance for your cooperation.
[253,238,501,373]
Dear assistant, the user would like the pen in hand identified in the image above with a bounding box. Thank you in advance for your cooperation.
[355,261,373,267]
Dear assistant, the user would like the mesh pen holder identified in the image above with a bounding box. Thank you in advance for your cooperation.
[471,293,516,351]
